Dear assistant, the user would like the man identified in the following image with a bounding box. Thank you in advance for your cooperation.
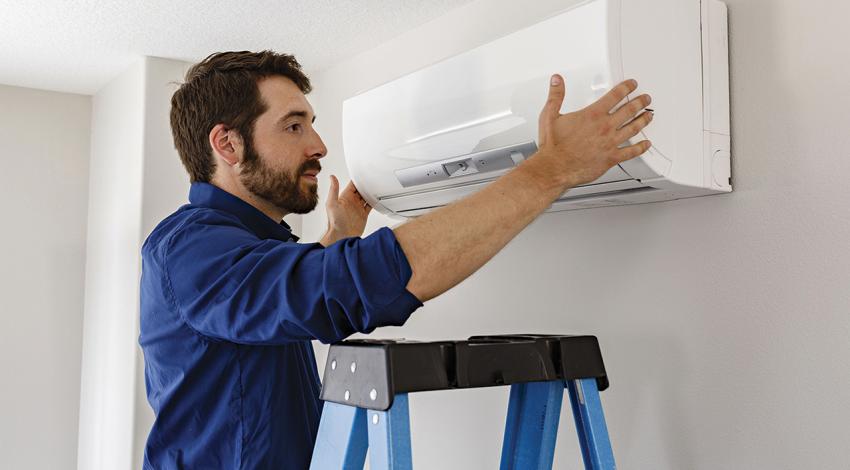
[140,50,653,469]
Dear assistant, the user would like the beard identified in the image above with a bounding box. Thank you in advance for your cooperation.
[239,140,320,215]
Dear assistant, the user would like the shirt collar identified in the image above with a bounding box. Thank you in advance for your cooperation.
[188,182,300,242]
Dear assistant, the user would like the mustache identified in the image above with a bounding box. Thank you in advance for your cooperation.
[298,160,322,175]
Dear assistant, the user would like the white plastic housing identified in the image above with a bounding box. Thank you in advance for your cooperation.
[343,0,731,218]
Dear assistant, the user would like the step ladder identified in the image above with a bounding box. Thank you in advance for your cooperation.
[309,334,616,470]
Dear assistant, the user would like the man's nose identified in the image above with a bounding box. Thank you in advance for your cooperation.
[308,128,327,159]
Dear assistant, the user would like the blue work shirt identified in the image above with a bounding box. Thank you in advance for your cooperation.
[139,182,422,469]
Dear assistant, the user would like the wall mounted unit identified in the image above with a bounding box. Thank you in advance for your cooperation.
[343,0,731,218]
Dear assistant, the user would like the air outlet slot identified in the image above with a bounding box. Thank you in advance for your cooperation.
[387,182,657,216]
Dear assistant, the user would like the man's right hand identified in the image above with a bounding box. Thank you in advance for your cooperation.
[534,75,653,191]
[395,75,654,302]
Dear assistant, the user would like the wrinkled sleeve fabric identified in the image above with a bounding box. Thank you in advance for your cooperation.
[163,210,423,345]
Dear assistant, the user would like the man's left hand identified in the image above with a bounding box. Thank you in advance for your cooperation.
[320,175,372,246]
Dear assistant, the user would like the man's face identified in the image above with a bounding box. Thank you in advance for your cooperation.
[240,76,327,215]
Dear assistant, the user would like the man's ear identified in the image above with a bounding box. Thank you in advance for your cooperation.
[209,123,243,167]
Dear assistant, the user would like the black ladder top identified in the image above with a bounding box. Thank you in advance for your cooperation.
[319,334,608,411]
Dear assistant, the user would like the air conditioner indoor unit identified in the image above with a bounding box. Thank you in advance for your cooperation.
[343,0,731,218]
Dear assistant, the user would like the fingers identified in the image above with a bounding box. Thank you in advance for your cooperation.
[615,110,653,143]
[617,140,652,163]
[592,79,638,114]
[341,181,357,197]
[538,74,566,145]
[326,175,340,204]
[342,181,364,203]
[353,184,372,214]
[612,94,651,128]
[337,178,371,211]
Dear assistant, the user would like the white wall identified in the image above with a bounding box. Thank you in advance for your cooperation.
[78,59,146,470]
[304,0,850,468]
[0,85,91,469]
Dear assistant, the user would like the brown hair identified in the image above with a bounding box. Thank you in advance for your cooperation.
[170,50,312,183]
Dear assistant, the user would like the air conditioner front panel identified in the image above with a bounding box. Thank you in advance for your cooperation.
[343,0,730,217]
[344,0,624,217]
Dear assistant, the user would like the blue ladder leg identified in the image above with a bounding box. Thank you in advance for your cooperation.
[367,393,413,470]
[499,380,564,470]
[566,378,616,470]
[309,401,368,470]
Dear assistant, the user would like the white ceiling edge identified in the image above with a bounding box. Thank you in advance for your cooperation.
[0,0,475,96]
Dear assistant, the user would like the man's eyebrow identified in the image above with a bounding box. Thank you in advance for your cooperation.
[277,110,316,124]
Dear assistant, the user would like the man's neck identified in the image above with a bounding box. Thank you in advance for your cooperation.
[210,177,288,223]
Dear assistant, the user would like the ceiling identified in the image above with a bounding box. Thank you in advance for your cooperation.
[0,0,474,95]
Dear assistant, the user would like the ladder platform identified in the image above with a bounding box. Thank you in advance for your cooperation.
[320,334,608,411]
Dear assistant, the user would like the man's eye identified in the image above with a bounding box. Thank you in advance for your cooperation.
[287,123,302,132]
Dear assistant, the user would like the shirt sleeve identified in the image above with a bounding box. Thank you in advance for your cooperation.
[162,211,423,345]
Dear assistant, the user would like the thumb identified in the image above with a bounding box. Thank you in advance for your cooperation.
[326,175,340,205]
[538,74,565,145]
